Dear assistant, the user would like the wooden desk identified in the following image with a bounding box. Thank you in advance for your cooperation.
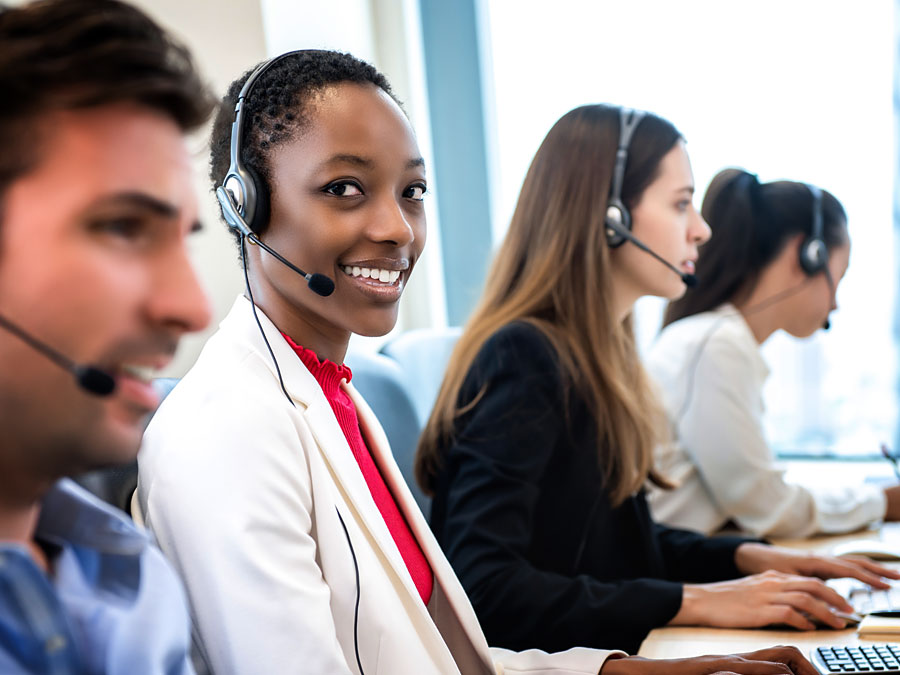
[638,626,861,659]
[638,523,900,658]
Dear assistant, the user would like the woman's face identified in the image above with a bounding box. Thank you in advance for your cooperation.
[610,140,711,305]
[250,82,426,353]
[782,237,850,338]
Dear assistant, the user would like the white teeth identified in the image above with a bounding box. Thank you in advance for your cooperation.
[340,265,403,284]
[122,364,155,382]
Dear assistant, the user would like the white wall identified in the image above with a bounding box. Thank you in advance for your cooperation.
[129,0,268,377]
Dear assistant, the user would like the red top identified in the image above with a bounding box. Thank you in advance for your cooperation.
[282,334,433,605]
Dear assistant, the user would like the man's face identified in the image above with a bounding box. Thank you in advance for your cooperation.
[0,103,210,481]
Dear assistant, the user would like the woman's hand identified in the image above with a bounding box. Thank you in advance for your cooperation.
[670,570,855,630]
[600,646,817,674]
[735,542,900,589]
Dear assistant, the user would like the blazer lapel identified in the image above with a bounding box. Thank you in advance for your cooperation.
[349,385,496,673]
[225,297,420,600]
[225,297,484,671]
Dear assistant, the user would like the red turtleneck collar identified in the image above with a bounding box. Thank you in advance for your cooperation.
[281,333,433,605]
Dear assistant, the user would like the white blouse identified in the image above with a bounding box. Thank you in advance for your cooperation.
[646,304,886,538]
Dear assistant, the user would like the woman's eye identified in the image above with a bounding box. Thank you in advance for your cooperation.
[324,182,363,197]
[676,200,691,212]
[404,184,427,201]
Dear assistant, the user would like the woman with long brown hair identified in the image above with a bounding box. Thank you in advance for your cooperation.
[415,104,895,656]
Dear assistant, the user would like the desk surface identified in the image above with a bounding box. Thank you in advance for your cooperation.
[637,523,900,658]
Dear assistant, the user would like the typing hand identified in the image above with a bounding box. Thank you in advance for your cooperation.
[600,646,817,674]
[670,570,854,630]
[735,542,900,589]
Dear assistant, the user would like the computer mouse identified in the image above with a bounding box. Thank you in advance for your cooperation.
[830,539,900,562]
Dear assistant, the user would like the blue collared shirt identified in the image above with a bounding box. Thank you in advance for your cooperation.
[0,478,195,674]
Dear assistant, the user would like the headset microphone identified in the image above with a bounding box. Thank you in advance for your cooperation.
[604,218,698,288]
[822,319,831,331]
[0,313,116,396]
[216,187,335,297]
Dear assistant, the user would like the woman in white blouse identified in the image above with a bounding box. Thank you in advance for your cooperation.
[647,168,900,538]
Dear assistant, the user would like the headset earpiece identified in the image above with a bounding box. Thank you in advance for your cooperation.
[799,183,827,276]
[604,200,630,247]
[604,108,646,248]
[242,164,270,234]
[218,57,284,237]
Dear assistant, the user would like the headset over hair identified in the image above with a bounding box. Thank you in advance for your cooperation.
[604,108,646,247]
[800,183,827,276]
[215,53,293,238]
[215,50,335,298]
[602,107,698,287]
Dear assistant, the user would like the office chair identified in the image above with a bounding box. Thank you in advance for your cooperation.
[379,327,462,429]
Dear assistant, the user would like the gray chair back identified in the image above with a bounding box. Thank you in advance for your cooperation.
[379,327,462,428]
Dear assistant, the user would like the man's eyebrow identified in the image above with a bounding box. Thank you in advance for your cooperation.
[96,191,180,218]
[406,157,425,170]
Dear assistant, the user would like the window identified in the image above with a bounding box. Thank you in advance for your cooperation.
[483,0,895,457]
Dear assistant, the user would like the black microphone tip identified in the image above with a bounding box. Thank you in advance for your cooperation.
[308,273,335,297]
[74,365,116,397]
[682,273,699,288]
[822,319,831,331]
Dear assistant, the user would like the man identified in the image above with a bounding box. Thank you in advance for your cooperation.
[0,0,214,671]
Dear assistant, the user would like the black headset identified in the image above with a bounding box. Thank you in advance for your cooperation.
[215,54,292,237]
[215,51,334,299]
[799,183,828,276]
[604,107,647,248]
[602,107,698,287]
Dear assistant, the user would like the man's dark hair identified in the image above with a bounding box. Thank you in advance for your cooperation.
[0,0,215,198]
[209,49,397,246]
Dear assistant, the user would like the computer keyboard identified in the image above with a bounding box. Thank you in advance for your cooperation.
[812,644,900,673]
[827,577,900,615]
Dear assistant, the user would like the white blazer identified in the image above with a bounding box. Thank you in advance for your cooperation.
[137,296,615,675]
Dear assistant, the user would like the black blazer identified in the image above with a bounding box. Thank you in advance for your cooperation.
[428,322,754,655]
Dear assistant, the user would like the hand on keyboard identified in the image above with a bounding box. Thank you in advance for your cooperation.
[827,577,900,615]
[674,570,856,631]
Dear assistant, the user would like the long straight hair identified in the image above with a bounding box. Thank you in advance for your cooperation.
[416,104,680,506]
[663,168,847,327]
